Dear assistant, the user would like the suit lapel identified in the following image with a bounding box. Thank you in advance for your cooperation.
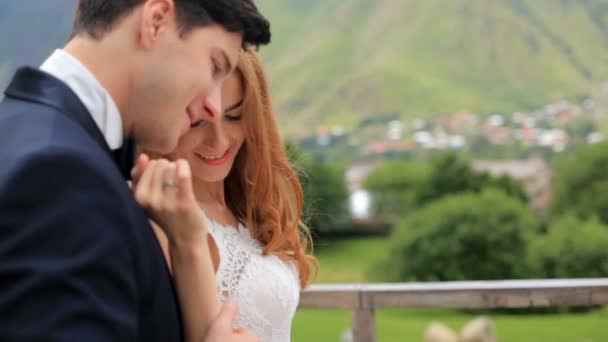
[4,67,134,179]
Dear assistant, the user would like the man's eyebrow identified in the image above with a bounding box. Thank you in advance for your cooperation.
[224,99,244,113]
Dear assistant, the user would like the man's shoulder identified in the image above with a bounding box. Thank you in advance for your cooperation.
[0,110,147,258]
[0,97,91,145]
[0,100,114,175]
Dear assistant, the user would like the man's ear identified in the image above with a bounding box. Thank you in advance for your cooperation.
[138,0,176,49]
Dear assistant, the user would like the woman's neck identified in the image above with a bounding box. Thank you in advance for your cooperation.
[193,178,239,227]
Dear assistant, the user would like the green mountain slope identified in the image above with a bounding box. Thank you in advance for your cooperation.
[258,0,608,133]
[1,0,607,136]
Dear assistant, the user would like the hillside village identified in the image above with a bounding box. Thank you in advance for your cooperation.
[300,95,606,215]
[298,97,603,156]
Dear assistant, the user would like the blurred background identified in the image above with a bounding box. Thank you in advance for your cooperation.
[2,0,608,341]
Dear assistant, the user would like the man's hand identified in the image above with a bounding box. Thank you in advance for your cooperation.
[206,302,259,342]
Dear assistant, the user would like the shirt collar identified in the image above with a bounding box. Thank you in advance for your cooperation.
[40,49,124,150]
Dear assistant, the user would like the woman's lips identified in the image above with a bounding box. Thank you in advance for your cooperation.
[195,148,231,166]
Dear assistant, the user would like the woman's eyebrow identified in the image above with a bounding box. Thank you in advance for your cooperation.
[224,99,244,113]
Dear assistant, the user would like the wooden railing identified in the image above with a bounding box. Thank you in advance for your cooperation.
[299,279,608,342]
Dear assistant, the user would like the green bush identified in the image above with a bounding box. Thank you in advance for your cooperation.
[551,141,608,224]
[528,215,608,278]
[374,189,539,281]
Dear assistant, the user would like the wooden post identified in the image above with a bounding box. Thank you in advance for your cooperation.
[352,291,376,342]
[352,307,376,342]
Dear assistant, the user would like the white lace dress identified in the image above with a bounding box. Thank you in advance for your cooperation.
[205,216,301,342]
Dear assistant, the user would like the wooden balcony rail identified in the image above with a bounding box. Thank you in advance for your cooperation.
[299,279,608,342]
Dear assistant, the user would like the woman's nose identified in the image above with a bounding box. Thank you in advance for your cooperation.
[203,121,229,150]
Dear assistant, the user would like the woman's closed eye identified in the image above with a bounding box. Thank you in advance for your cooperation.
[223,101,244,121]
[189,114,240,128]
[190,120,205,128]
[225,113,242,121]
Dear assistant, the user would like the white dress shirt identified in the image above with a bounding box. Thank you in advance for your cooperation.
[40,49,124,150]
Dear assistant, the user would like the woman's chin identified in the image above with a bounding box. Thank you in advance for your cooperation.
[192,168,230,184]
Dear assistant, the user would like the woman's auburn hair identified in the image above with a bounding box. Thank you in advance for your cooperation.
[225,49,318,288]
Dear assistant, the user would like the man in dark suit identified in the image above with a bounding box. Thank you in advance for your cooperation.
[0,1,270,340]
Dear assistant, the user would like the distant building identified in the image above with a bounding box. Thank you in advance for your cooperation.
[386,120,405,141]
[488,114,505,127]
[414,131,434,148]
[587,132,605,144]
[449,111,478,133]
[345,161,379,193]
[537,129,568,152]
[345,161,379,220]
[365,140,390,154]
[472,157,552,212]
[486,126,511,145]
[350,189,372,220]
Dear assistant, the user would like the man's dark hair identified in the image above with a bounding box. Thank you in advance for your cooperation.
[72,0,270,46]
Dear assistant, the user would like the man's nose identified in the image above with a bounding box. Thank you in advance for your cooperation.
[201,86,222,124]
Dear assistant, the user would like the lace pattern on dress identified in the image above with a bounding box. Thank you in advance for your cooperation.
[205,215,301,342]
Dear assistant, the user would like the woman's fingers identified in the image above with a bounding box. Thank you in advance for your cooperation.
[150,159,173,207]
[131,153,150,185]
[133,158,200,227]
[134,159,157,206]
[176,159,195,202]
[132,158,206,244]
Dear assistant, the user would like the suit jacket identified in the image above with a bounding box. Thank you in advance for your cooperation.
[0,67,183,341]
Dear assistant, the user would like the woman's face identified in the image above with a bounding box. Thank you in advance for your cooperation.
[169,71,246,184]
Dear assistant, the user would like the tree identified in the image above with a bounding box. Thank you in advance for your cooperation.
[286,142,350,233]
[417,153,528,206]
[564,119,596,137]
[551,141,608,224]
[374,189,539,281]
[364,160,431,222]
[302,162,350,232]
[364,153,528,225]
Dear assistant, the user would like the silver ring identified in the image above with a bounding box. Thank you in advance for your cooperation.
[163,179,176,188]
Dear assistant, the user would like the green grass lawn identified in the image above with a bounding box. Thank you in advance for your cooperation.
[292,237,608,341]
[311,237,390,283]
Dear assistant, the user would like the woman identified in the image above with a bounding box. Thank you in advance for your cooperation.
[132,49,318,342]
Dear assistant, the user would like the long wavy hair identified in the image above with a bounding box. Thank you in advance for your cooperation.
[225,50,318,288]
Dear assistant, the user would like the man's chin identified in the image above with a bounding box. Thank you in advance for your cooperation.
[138,137,178,155]
[180,118,190,136]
